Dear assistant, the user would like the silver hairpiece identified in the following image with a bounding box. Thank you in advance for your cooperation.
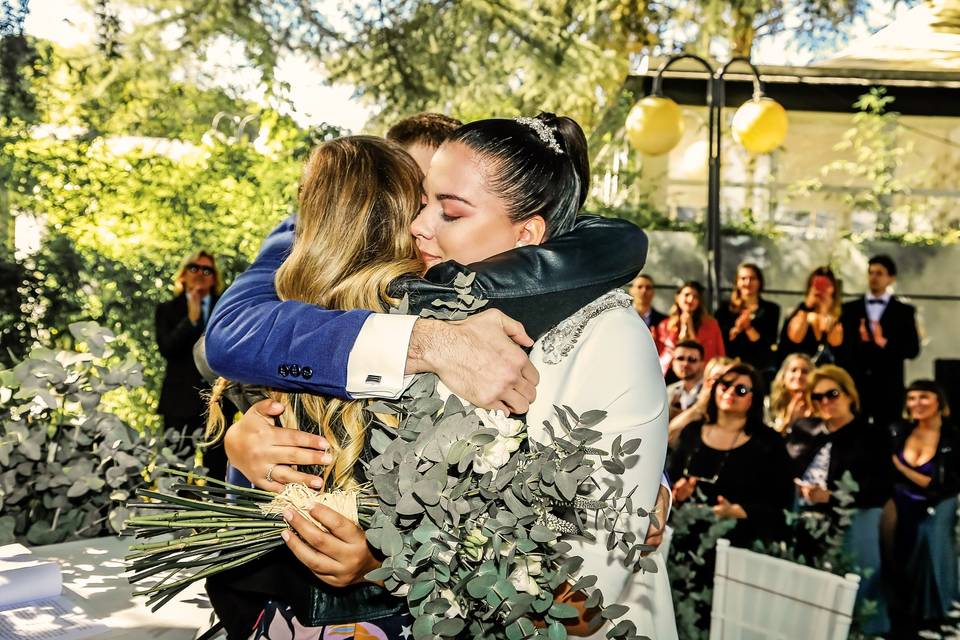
[514,117,563,155]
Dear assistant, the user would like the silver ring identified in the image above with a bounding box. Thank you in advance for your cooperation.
[265,464,278,483]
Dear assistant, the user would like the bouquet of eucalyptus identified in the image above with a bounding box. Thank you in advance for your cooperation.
[125,276,657,639]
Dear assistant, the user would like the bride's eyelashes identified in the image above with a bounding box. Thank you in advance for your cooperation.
[440,210,459,222]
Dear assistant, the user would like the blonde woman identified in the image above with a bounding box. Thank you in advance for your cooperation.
[767,353,814,433]
[155,250,228,479]
[668,356,738,445]
[785,364,894,635]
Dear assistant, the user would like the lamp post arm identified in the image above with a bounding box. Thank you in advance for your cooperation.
[652,53,716,103]
[717,56,765,100]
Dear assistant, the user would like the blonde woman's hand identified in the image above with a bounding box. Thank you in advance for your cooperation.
[224,399,331,492]
[281,504,381,588]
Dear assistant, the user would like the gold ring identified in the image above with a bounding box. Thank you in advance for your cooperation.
[265,464,277,483]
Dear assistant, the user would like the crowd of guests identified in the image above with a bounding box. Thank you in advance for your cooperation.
[632,258,958,638]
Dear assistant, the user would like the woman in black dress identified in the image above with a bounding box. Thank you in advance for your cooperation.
[669,362,793,547]
[715,262,780,379]
[883,380,960,638]
[779,266,843,363]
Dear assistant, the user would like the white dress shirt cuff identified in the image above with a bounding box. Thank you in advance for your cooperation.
[346,313,418,399]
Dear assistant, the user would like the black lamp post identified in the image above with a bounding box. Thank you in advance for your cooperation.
[648,55,770,310]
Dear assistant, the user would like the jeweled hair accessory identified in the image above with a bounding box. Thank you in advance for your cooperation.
[514,116,563,155]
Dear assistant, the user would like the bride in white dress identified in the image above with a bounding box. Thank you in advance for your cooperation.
[410,114,672,638]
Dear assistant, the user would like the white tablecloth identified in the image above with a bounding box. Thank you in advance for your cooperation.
[21,535,217,640]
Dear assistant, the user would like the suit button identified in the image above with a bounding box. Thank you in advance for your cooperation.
[289,364,301,377]
[301,367,313,380]
[278,364,289,377]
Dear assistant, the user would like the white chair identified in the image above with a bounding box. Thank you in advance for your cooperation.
[709,539,861,640]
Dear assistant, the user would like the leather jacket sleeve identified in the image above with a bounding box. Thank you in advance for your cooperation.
[404,214,648,340]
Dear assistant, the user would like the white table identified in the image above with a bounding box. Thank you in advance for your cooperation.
[25,535,220,640]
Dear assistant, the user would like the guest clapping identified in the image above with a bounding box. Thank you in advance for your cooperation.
[780,267,843,361]
[155,251,228,480]
[840,255,921,428]
[715,263,780,376]
[655,280,724,376]
[669,363,792,547]
[883,380,960,637]
[629,273,667,329]
[767,353,814,434]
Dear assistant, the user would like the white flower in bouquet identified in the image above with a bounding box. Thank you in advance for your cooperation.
[508,557,544,596]
[473,408,525,474]
[439,588,463,619]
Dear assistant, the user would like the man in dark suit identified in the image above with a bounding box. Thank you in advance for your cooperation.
[156,250,228,480]
[840,255,920,428]
[629,273,667,329]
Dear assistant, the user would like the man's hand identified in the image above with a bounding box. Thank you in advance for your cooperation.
[406,309,539,414]
[281,504,380,588]
[224,399,331,492]
[642,483,671,554]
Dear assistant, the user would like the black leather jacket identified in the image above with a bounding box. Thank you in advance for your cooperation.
[203,214,649,637]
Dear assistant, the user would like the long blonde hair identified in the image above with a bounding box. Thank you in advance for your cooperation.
[206,136,423,490]
[769,353,814,430]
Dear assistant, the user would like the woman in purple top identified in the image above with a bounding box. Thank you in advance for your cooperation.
[883,380,960,638]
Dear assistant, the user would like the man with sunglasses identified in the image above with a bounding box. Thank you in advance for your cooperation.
[156,250,230,480]
[666,339,705,419]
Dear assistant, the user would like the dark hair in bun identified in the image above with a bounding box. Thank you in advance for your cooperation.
[447,112,589,239]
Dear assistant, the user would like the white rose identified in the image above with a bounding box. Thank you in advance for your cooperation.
[439,588,463,619]
[508,560,542,596]
[475,408,524,438]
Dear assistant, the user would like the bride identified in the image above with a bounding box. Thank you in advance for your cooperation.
[206,115,673,640]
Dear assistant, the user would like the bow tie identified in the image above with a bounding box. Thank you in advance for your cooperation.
[867,298,886,305]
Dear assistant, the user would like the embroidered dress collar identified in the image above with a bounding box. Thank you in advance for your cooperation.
[540,289,632,365]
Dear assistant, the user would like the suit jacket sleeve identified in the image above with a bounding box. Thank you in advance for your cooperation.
[890,301,920,360]
[204,216,372,398]
[155,298,203,359]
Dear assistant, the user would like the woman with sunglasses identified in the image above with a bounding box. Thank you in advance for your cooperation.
[668,363,792,546]
[155,250,230,481]
[785,364,894,635]
[882,380,960,638]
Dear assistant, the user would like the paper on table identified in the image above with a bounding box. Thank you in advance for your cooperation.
[0,544,62,609]
[0,595,107,640]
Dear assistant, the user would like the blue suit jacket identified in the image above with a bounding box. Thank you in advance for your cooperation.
[206,217,366,399]
[206,214,649,399]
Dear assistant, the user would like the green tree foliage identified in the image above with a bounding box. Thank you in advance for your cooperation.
[113,0,881,129]
[3,114,317,422]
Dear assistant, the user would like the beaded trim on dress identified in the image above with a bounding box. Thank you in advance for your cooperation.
[540,289,633,365]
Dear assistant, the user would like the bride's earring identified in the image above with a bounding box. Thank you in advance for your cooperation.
[515,241,526,248]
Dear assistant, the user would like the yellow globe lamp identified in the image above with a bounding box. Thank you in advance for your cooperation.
[731,96,788,154]
[625,95,685,156]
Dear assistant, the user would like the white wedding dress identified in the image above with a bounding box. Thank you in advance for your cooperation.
[525,290,676,640]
